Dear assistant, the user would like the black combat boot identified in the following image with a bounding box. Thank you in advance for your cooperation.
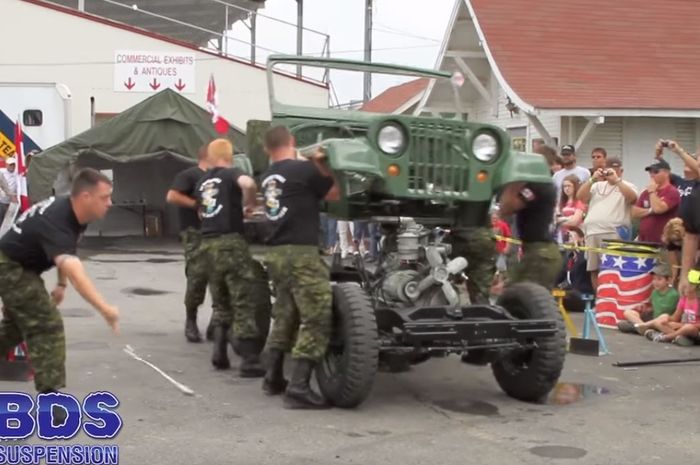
[237,339,266,378]
[184,308,201,343]
[262,349,287,395]
[283,359,330,409]
[211,324,231,369]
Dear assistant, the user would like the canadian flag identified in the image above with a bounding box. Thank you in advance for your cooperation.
[206,75,230,135]
[13,119,30,212]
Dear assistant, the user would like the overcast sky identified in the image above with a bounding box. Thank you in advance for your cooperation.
[226,0,456,104]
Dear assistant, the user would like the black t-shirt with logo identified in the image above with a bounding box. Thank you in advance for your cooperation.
[515,182,557,243]
[261,159,333,246]
[170,166,206,232]
[0,196,86,274]
[671,173,699,220]
[195,167,246,238]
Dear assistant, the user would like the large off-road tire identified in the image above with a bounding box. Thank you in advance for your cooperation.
[491,282,566,402]
[316,283,379,408]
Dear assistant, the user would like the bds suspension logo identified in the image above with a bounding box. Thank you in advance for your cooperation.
[0,391,122,464]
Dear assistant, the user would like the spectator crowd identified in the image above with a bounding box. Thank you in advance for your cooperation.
[490,139,700,346]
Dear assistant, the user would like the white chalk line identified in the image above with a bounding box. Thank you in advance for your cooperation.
[123,344,195,396]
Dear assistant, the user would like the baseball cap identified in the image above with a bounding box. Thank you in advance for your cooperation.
[651,264,671,277]
[645,159,671,171]
[606,157,622,168]
[6,157,16,165]
[561,144,576,155]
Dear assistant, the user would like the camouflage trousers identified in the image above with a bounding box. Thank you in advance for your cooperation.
[451,226,497,303]
[200,234,259,340]
[0,253,65,393]
[181,228,216,314]
[264,245,332,361]
[509,242,562,290]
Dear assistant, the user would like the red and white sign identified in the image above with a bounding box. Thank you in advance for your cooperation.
[114,51,195,93]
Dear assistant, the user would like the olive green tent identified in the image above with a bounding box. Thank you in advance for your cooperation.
[27,89,249,236]
[28,88,246,202]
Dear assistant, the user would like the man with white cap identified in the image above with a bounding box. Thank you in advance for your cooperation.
[0,157,18,222]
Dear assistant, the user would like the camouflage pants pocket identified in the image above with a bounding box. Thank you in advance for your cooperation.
[451,227,496,303]
[182,230,209,311]
[289,255,332,361]
[208,237,260,339]
[511,242,562,290]
[0,268,65,393]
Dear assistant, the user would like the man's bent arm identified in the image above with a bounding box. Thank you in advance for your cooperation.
[681,233,699,282]
[617,181,638,204]
[166,190,197,209]
[649,191,670,214]
[576,179,593,203]
[56,255,110,314]
[56,267,67,287]
[237,175,258,209]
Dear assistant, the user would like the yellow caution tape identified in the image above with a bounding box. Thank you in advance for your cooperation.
[494,235,658,259]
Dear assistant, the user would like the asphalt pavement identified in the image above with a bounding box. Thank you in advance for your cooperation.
[1,238,698,465]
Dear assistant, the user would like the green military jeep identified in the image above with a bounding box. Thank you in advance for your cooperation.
[250,55,566,408]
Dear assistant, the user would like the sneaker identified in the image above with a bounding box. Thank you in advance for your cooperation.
[644,329,665,342]
[617,321,636,334]
[673,336,695,347]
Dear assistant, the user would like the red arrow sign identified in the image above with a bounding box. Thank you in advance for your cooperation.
[123,77,135,90]
[174,79,186,91]
[149,78,161,91]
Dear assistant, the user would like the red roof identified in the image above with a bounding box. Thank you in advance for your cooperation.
[361,78,428,113]
[471,0,700,110]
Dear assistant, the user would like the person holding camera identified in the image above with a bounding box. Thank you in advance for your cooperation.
[577,157,638,291]
[655,139,700,221]
[631,159,680,244]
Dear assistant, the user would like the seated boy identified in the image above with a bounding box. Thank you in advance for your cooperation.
[638,266,700,346]
[617,264,679,335]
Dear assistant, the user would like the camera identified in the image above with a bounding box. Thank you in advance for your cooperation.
[604,169,614,176]
[660,140,670,148]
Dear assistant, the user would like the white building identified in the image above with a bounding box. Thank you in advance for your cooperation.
[414,0,700,190]
[2,0,327,144]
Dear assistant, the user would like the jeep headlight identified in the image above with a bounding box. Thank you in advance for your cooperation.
[377,123,406,155]
[472,132,499,163]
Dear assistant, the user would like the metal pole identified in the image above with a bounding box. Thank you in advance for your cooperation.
[78,0,85,11]
[363,0,372,102]
[613,357,700,368]
[296,0,303,77]
[250,12,257,64]
[224,6,229,55]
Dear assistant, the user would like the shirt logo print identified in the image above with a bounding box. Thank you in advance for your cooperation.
[199,178,223,218]
[262,174,288,221]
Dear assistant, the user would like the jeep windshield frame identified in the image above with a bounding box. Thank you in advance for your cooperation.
[267,54,452,118]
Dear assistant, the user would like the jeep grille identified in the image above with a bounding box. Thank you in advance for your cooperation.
[406,121,470,198]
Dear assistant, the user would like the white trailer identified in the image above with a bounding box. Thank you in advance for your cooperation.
[0,82,72,157]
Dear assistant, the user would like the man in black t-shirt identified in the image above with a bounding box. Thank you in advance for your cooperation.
[260,125,339,409]
[166,145,217,343]
[499,180,561,289]
[195,138,266,377]
[0,168,119,398]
